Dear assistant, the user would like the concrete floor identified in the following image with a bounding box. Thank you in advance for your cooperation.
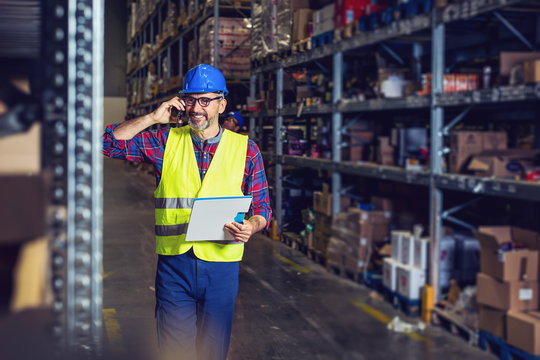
[102,158,493,360]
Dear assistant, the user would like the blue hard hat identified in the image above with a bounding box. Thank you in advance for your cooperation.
[180,64,228,96]
[226,111,244,128]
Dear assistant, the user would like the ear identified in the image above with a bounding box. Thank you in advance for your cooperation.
[218,98,227,114]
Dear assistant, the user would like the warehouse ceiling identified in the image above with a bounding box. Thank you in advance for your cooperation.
[0,0,40,59]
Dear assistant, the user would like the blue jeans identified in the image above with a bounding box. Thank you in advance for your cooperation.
[155,250,239,360]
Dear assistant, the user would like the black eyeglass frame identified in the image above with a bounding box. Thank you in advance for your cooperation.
[182,96,223,107]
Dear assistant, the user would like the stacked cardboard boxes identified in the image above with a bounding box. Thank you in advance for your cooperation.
[198,17,251,78]
[312,184,333,254]
[449,131,507,174]
[475,226,540,354]
[328,208,391,274]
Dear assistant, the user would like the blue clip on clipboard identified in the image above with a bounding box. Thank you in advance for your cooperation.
[185,196,253,241]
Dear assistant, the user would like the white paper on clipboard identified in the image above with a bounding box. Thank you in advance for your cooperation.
[185,196,253,241]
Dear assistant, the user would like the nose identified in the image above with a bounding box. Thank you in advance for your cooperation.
[190,99,204,112]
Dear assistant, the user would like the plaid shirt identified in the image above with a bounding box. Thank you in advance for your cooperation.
[102,124,271,227]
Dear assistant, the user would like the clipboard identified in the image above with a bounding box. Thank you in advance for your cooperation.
[185,196,253,241]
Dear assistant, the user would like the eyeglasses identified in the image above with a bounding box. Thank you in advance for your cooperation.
[182,96,223,107]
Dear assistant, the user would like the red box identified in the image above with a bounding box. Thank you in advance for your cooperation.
[334,0,368,27]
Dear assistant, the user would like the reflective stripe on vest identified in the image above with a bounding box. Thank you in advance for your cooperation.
[155,197,194,209]
[154,126,248,261]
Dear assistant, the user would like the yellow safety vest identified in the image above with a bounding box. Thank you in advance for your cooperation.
[154,126,248,262]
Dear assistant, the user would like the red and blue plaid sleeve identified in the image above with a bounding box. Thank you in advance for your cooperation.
[244,140,272,228]
[102,124,169,172]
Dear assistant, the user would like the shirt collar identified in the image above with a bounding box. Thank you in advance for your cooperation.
[190,126,223,144]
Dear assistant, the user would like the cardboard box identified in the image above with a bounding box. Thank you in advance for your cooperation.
[0,123,41,174]
[377,136,395,166]
[468,149,540,178]
[483,132,507,151]
[342,130,374,162]
[383,257,399,291]
[479,306,506,340]
[292,9,312,42]
[371,196,393,213]
[313,184,333,216]
[475,226,540,282]
[400,234,415,266]
[500,52,540,77]
[477,273,538,311]
[0,175,47,243]
[449,131,483,173]
[391,231,410,262]
[414,237,430,270]
[397,264,426,300]
[524,60,540,83]
[507,311,540,355]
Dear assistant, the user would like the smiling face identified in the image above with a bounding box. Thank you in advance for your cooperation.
[184,92,227,131]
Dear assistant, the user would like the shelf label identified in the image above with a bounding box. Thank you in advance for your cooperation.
[519,288,533,301]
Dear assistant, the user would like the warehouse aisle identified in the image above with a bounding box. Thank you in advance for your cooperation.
[102,158,492,360]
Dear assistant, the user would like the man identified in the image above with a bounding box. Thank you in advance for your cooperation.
[221,111,244,133]
[102,64,271,360]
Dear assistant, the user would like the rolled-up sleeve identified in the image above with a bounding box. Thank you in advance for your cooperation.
[244,140,272,228]
[102,124,168,166]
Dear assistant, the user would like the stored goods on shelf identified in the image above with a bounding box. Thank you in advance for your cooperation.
[507,311,540,355]
[383,257,399,291]
[198,17,251,77]
[479,305,506,339]
[468,149,540,179]
[449,131,507,174]
[292,9,312,43]
[396,264,426,300]
[476,273,538,311]
[313,3,334,36]
[475,226,540,282]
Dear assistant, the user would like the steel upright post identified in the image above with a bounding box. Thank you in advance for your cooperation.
[276,68,284,232]
[430,13,445,302]
[332,52,343,215]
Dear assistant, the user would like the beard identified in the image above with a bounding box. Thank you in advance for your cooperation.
[188,111,217,130]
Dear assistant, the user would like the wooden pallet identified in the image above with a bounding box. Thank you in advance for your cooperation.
[281,232,307,253]
[431,307,478,346]
[307,248,327,266]
[334,23,358,42]
[382,287,421,317]
[479,330,540,360]
[291,37,312,53]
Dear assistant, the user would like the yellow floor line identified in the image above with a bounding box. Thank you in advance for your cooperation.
[273,251,310,274]
[102,271,113,280]
[352,301,427,342]
[102,308,127,353]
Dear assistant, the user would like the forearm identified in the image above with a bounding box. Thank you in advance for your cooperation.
[248,215,267,235]
[113,114,156,140]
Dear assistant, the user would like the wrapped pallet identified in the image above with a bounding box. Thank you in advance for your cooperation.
[198,17,251,78]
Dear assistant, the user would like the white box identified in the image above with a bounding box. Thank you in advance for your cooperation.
[400,234,415,266]
[397,264,426,300]
[383,257,399,292]
[439,234,456,270]
[414,237,430,270]
[312,18,334,36]
[391,231,410,262]
[313,4,334,24]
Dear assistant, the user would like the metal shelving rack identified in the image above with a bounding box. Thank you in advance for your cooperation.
[126,0,252,117]
[251,0,540,300]
[42,0,104,355]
